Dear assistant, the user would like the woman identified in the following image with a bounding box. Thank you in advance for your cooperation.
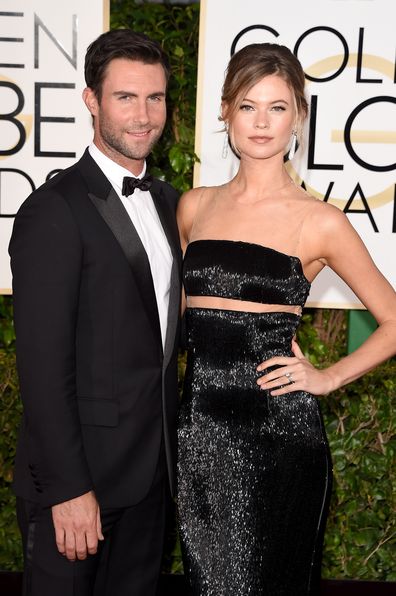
[177,43,396,595]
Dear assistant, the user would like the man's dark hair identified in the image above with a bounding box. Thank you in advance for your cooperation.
[85,29,171,100]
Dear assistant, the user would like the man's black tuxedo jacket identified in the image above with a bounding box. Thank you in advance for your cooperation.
[9,149,181,509]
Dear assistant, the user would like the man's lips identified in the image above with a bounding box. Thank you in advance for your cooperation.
[126,130,152,137]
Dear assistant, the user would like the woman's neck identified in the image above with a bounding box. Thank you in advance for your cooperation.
[229,156,292,204]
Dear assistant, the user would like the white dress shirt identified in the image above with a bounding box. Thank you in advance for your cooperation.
[89,143,173,349]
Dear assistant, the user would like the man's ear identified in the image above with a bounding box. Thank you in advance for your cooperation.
[82,87,99,117]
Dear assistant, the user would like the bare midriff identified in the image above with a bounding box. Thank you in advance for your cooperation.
[186,295,302,316]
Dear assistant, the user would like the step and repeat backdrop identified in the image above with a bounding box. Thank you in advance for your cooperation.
[1,0,395,307]
[195,0,395,308]
[0,0,108,292]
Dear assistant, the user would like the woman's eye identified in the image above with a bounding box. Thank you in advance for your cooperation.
[240,104,254,111]
[271,105,286,112]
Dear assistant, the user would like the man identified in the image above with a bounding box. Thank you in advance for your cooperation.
[9,29,181,596]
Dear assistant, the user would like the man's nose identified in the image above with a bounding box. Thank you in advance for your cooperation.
[133,101,150,125]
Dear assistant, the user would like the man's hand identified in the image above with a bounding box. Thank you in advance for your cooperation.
[52,490,104,561]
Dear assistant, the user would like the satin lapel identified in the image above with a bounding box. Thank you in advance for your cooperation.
[150,183,181,366]
[150,183,180,261]
[89,188,162,344]
[163,262,181,368]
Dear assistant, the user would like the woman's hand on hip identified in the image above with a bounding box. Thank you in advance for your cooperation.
[256,339,335,396]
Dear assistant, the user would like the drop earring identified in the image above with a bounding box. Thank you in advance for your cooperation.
[222,122,229,159]
[288,130,297,160]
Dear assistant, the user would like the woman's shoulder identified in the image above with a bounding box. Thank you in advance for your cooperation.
[177,185,218,241]
[179,185,218,204]
[178,185,220,216]
[179,185,206,204]
[295,191,356,249]
[294,185,348,226]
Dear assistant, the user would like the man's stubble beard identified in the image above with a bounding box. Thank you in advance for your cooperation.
[99,117,164,161]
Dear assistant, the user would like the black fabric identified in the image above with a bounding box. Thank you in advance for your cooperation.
[88,186,162,346]
[16,446,168,596]
[183,239,311,306]
[10,146,181,596]
[122,173,153,196]
[178,240,332,596]
[9,149,181,510]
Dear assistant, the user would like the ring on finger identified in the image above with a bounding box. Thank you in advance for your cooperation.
[285,372,294,384]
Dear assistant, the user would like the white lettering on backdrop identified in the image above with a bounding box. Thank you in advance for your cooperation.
[195,0,395,308]
[0,0,108,292]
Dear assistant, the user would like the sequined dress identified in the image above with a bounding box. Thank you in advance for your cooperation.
[178,239,332,596]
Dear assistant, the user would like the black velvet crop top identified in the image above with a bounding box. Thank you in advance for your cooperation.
[183,239,311,307]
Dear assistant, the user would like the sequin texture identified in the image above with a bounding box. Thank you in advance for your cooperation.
[178,240,332,596]
[183,239,311,306]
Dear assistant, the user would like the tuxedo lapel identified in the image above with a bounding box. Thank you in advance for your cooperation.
[163,262,180,367]
[150,182,179,262]
[77,149,179,355]
[88,187,162,345]
[150,182,181,366]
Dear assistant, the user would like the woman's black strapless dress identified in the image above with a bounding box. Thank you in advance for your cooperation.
[178,240,332,596]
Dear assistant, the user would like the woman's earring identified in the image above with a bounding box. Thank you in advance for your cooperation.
[222,122,229,159]
[288,130,297,160]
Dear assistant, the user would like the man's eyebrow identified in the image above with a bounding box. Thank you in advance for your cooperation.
[112,91,166,97]
[113,91,137,97]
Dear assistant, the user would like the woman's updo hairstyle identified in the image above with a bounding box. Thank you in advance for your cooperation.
[221,43,308,147]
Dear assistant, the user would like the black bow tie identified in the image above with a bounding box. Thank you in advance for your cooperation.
[122,174,153,196]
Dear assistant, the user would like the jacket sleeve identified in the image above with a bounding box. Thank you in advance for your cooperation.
[9,188,93,507]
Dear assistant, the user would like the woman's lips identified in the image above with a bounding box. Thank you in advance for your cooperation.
[248,135,273,143]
